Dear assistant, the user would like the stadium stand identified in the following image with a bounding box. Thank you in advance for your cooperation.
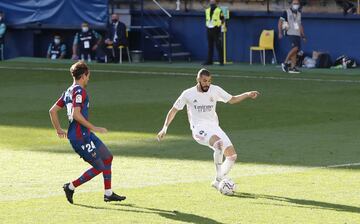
[0,0,359,63]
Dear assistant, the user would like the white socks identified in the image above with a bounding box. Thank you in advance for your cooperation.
[69,182,75,190]
[219,154,237,178]
[211,140,238,181]
[212,140,224,181]
[213,151,223,180]
[105,189,113,196]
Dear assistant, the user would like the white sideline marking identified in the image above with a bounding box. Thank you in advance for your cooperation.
[325,162,360,168]
[0,66,360,84]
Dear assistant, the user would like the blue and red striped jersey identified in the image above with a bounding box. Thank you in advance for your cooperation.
[56,84,90,140]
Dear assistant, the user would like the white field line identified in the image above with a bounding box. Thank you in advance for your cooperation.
[0,65,360,84]
[325,162,360,168]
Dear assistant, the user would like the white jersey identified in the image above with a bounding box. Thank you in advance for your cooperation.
[173,85,232,129]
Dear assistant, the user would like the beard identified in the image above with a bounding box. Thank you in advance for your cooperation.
[199,83,210,92]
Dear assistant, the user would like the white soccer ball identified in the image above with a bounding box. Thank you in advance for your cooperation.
[282,21,289,30]
[218,178,236,196]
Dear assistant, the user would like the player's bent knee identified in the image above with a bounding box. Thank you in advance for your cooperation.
[224,145,236,156]
[212,139,223,151]
[103,155,113,165]
[95,163,106,172]
[209,135,221,147]
[227,154,237,161]
[91,158,106,171]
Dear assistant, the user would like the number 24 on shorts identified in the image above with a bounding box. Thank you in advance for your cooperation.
[81,141,96,153]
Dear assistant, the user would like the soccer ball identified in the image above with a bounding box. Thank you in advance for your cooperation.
[218,178,236,196]
[282,21,289,30]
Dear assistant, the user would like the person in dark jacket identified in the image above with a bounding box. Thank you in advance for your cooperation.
[72,22,102,62]
[47,35,67,59]
[104,13,128,63]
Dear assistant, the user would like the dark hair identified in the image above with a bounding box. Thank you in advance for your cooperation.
[197,68,211,79]
[70,61,89,80]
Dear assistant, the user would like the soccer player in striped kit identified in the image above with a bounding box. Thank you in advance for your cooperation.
[49,61,125,204]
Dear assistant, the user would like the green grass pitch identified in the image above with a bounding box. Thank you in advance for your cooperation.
[1,58,360,223]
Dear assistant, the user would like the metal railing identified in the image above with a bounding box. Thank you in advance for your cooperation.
[139,0,173,61]
[153,0,172,17]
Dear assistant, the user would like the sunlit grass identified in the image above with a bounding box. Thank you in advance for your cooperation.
[1,58,360,223]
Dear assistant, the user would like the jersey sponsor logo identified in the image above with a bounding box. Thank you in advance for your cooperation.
[193,99,198,103]
[194,105,214,112]
[76,94,83,104]
[80,36,93,41]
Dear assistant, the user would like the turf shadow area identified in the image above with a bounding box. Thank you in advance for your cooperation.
[74,203,223,224]
[234,192,360,214]
[2,59,360,168]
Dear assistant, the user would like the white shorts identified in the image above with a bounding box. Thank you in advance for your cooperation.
[191,124,233,151]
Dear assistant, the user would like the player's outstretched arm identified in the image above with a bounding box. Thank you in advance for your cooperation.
[49,103,67,138]
[228,91,260,104]
[73,107,108,134]
[157,107,179,141]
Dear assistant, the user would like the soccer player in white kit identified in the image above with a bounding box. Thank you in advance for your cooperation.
[157,68,260,190]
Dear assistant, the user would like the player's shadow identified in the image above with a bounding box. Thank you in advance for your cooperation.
[74,203,223,224]
[233,192,360,214]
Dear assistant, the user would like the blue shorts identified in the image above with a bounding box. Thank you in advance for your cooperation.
[288,35,301,49]
[69,133,104,163]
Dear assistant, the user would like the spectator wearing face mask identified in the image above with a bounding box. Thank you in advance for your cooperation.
[278,0,306,74]
[0,11,6,61]
[203,0,225,66]
[104,13,128,63]
[72,22,102,62]
[47,35,67,59]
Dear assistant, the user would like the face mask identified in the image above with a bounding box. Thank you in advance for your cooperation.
[112,19,118,23]
[292,4,300,11]
[54,38,60,44]
[82,27,89,32]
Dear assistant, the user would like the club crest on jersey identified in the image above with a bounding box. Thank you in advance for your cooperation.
[75,95,82,103]
[210,97,214,102]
